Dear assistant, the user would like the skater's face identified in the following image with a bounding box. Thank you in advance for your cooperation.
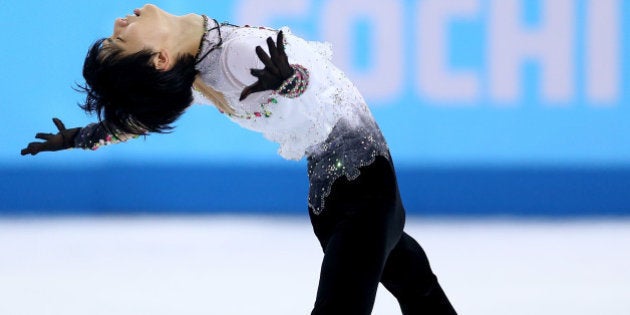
[107,4,173,55]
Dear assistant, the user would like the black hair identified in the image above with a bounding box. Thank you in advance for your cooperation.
[77,38,198,135]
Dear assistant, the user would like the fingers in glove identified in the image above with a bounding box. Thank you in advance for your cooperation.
[276,31,284,50]
[273,32,293,77]
[35,133,55,141]
[267,34,292,77]
[267,36,279,65]
[276,31,288,62]
[20,146,31,156]
[52,118,66,131]
[240,81,266,101]
[21,142,43,156]
[255,46,280,76]
[250,68,266,78]
[20,148,31,156]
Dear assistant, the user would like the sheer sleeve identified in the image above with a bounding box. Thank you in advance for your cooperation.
[73,122,139,150]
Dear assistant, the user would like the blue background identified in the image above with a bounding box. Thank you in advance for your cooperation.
[1,0,628,217]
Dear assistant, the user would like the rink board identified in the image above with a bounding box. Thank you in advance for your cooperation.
[2,165,629,216]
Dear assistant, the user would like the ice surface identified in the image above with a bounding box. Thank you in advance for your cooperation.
[1,216,629,315]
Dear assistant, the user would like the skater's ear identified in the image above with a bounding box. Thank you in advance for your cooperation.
[152,50,172,71]
[78,38,198,135]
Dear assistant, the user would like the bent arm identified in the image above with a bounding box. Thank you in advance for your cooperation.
[221,29,309,102]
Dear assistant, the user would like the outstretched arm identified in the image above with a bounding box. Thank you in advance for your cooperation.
[21,118,138,156]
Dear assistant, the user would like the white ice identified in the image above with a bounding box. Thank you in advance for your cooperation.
[1,216,629,315]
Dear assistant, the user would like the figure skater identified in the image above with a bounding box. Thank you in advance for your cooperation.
[21,4,456,314]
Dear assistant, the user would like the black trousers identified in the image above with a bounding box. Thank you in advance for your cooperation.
[308,157,456,315]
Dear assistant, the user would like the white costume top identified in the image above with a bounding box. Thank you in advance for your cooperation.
[192,21,391,214]
[194,23,366,160]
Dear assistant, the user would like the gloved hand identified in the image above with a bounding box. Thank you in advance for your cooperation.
[21,118,81,156]
[239,31,295,101]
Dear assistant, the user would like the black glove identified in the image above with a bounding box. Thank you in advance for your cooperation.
[21,118,81,156]
[239,31,295,101]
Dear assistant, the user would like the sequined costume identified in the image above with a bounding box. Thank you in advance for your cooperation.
[195,22,391,215]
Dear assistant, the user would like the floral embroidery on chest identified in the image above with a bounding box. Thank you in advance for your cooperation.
[227,96,277,120]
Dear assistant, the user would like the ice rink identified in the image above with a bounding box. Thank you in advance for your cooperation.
[1,216,628,315]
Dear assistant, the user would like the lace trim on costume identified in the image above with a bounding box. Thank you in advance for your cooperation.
[307,117,390,215]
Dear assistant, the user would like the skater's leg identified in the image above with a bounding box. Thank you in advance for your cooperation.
[310,210,400,315]
[380,232,457,314]
[309,157,404,315]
